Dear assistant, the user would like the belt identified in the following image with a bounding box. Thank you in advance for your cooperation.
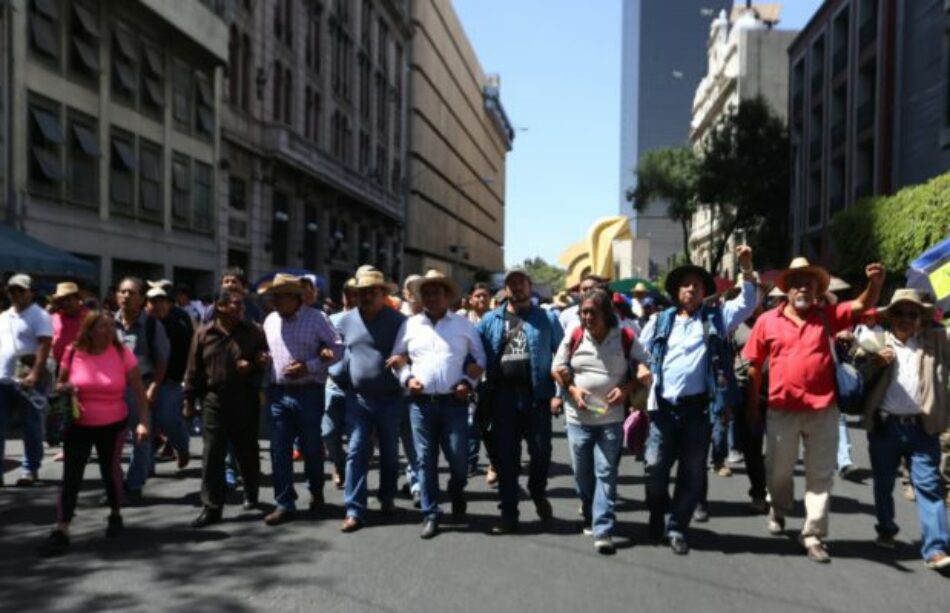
[668,393,707,408]
[880,411,922,426]
[414,393,461,403]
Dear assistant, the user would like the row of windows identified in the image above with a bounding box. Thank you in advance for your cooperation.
[28,96,214,234]
[29,0,216,141]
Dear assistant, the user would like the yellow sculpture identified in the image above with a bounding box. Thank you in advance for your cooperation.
[559,216,632,288]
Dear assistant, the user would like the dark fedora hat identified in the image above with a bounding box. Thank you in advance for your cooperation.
[664,264,716,301]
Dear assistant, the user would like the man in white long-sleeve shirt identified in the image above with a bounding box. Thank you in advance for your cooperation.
[390,270,486,540]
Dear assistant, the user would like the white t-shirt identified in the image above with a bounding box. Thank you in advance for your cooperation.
[880,334,921,416]
[0,304,54,381]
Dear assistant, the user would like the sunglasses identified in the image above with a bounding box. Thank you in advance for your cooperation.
[890,309,920,320]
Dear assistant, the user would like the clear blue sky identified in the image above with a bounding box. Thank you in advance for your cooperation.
[452,0,824,268]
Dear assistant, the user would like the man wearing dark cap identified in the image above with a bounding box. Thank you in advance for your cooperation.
[639,246,757,555]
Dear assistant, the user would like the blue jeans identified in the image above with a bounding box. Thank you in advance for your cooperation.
[125,387,151,492]
[645,399,712,538]
[154,382,190,456]
[400,397,419,493]
[567,422,623,538]
[837,414,854,470]
[409,395,469,520]
[710,413,729,467]
[323,382,347,477]
[268,384,325,511]
[0,383,45,475]
[492,386,553,521]
[868,418,950,560]
[467,401,482,472]
[343,393,402,520]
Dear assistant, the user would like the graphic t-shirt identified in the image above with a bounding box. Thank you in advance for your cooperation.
[499,310,532,386]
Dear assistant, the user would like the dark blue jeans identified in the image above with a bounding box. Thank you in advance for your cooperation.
[868,417,950,560]
[0,383,45,477]
[492,386,553,521]
[645,398,712,539]
[268,384,325,512]
[343,393,402,520]
[409,395,469,520]
[322,381,348,477]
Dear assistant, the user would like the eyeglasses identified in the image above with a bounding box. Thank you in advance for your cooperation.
[890,309,920,320]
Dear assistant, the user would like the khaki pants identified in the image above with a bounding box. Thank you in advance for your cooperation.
[766,407,840,547]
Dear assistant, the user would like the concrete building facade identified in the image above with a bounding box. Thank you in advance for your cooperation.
[3,0,228,294]
[619,0,732,276]
[405,0,512,287]
[221,0,410,298]
[788,0,950,263]
[688,6,797,277]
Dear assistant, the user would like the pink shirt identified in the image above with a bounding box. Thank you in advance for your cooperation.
[63,345,138,426]
[52,308,89,363]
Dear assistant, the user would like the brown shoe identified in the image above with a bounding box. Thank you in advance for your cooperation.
[340,516,362,533]
[485,465,498,487]
[264,508,295,526]
[804,542,831,564]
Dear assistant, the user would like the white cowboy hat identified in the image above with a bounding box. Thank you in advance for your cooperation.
[408,269,460,304]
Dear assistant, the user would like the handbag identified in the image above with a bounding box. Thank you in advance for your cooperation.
[622,409,649,456]
[820,317,865,416]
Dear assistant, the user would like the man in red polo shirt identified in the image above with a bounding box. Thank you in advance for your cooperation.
[743,257,884,563]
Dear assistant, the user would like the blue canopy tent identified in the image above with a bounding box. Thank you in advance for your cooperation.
[0,224,96,279]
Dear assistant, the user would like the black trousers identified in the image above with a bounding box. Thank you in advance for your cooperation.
[57,419,127,523]
[201,391,261,509]
[732,391,767,500]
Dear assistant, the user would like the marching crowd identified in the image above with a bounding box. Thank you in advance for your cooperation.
[0,245,948,571]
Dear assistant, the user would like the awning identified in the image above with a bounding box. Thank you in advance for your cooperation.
[0,224,96,279]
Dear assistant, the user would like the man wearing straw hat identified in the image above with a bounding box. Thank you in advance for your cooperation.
[743,257,884,563]
[336,268,405,532]
[50,282,88,366]
[390,269,486,539]
[259,273,344,526]
[855,288,950,570]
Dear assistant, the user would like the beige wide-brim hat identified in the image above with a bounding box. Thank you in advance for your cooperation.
[51,281,80,300]
[353,267,398,294]
[553,291,573,309]
[632,282,649,295]
[258,273,305,296]
[408,269,460,304]
[775,257,831,294]
[880,288,934,321]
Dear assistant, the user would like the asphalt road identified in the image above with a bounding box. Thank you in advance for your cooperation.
[1,416,948,613]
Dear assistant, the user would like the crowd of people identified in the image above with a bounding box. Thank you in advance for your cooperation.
[0,247,948,570]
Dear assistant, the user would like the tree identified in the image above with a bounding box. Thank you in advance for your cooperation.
[521,257,567,293]
[626,146,700,261]
[697,96,790,271]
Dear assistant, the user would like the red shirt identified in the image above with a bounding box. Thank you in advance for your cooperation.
[742,302,853,411]
[52,307,89,363]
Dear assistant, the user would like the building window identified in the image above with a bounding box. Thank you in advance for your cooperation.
[331,24,341,94]
[172,154,191,226]
[375,144,386,185]
[271,190,289,266]
[228,25,241,104]
[375,71,387,133]
[358,130,369,172]
[69,0,100,79]
[342,115,352,165]
[361,0,371,48]
[377,18,388,69]
[312,93,322,144]
[173,59,193,130]
[359,53,371,119]
[306,6,322,72]
[139,140,162,221]
[229,177,246,210]
[110,129,136,213]
[29,0,61,62]
[112,25,138,102]
[391,158,401,194]
[241,33,252,110]
[142,43,165,113]
[29,99,64,194]
[195,71,215,138]
[283,69,293,124]
[67,112,99,206]
[272,61,283,121]
[304,86,313,137]
[193,162,213,233]
[331,110,341,158]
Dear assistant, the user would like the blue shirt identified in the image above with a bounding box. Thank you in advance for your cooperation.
[639,280,756,403]
[337,307,406,396]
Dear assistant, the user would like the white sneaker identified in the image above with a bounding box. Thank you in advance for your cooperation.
[582,526,593,536]
[594,536,615,554]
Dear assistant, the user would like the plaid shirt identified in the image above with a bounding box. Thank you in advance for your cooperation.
[263,306,344,385]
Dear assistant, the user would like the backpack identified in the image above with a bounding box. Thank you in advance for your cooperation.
[567,325,636,360]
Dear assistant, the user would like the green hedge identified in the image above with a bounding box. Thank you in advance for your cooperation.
[831,171,950,282]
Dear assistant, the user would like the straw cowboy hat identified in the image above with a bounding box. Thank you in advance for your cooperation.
[51,282,80,300]
[879,288,934,322]
[258,273,305,296]
[775,257,832,294]
[553,291,573,309]
[632,281,650,295]
[664,264,716,300]
[147,278,173,291]
[408,269,460,303]
[353,267,398,294]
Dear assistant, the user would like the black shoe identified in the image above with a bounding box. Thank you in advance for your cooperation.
[243,496,259,511]
[420,518,438,540]
[490,518,519,535]
[124,488,143,506]
[191,507,223,528]
[692,505,709,523]
[649,516,665,544]
[40,529,70,556]
[379,499,396,517]
[106,514,124,537]
[451,496,467,521]
[309,491,325,514]
[533,496,553,522]
[669,535,690,555]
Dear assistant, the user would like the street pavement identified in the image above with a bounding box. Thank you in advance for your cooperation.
[1,416,948,612]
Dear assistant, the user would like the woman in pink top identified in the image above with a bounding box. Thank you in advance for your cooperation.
[40,312,150,556]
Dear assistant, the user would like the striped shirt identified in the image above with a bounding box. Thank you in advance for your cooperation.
[263,306,344,385]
